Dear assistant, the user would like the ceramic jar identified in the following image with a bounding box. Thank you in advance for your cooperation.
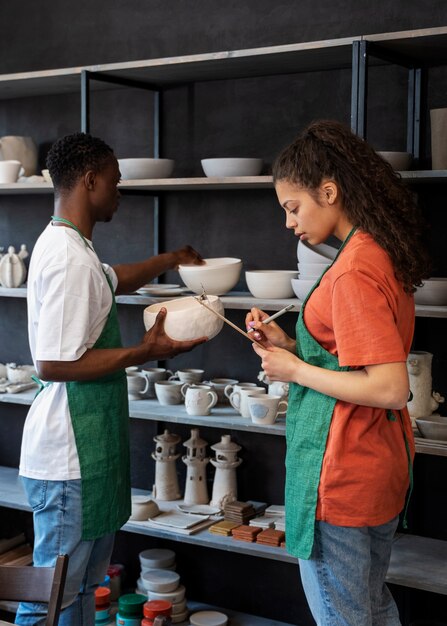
[0,245,28,288]
[0,136,38,176]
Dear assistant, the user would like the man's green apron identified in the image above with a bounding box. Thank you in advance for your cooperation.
[285,230,355,559]
[50,217,131,540]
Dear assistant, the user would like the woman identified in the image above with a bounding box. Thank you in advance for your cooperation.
[246,120,430,626]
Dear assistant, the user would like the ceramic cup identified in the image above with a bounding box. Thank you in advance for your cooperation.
[168,368,204,384]
[204,378,239,404]
[224,382,258,402]
[229,386,266,418]
[0,160,22,184]
[154,380,184,405]
[268,381,289,400]
[247,394,288,425]
[140,367,174,399]
[182,384,218,416]
[127,372,150,400]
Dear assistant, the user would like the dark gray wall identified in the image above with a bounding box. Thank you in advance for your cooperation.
[1,3,447,625]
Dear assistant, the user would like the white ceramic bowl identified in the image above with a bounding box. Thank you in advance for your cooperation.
[6,363,36,384]
[201,158,263,177]
[144,295,224,341]
[118,158,175,179]
[298,261,331,279]
[139,548,176,569]
[0,160,22,184]
[245,270,298,299]
[130,497,160,521]
[297,240,338,264]
[140,569,180,592]
[178,258,242,295]
[377,151,413,171]
[291,278,317,301]
[416,415,447,441]
[414,278,447,306]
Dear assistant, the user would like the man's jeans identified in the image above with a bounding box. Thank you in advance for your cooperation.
[15,478,115,626]
[299,517,401,626]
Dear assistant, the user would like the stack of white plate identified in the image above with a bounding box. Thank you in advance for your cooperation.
[136,548,189,623]
[293,240,337,301]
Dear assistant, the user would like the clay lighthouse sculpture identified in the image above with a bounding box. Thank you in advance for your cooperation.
[182,428,210,505]
[210,434,242,509]
[152,429,181,500]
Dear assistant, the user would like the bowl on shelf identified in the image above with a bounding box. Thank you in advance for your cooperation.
[414,278,447,306]
[201,158,263,177]
[118,158,175,179]
[376,151,413,171]
[297,240,338,264]
[291,278,317,301]
[178,257,242,295]
[415,415,447,441]
[245,270,298,299]
[143,295,224,341]
[298,261,331,279]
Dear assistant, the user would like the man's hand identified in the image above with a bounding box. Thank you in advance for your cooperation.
[141,308,207,359]
[171,245,204,269]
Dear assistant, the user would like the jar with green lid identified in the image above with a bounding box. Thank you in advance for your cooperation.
[116,594,147,626]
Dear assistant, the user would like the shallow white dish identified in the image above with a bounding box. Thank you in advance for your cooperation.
[190,610,228,626]
[416,415,447,441]
[201,158,263,177]
[291,278,317,301]
[177,504,221,515]
[137,286,188,296]
[414,278,447,306]
[245,270,298,299]
[144,295,224,341]
[377,151,413,171]
[297,240,338,264]
[178,258,242,295]
[118,158,175,179]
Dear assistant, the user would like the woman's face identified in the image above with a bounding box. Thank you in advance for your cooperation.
[275,178,346,244]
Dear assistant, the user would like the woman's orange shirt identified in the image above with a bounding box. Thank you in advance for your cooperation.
[304,231,415,526]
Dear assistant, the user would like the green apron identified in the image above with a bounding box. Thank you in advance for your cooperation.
[51,216,131,540]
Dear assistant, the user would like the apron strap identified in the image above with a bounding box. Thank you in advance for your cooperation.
[388,408,413,529]
[51,215,94,252]
[31,374,53,397]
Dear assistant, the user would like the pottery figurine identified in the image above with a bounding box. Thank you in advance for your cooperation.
[0,245,27,288]
[182,428,210,504]
[407,351,445,422]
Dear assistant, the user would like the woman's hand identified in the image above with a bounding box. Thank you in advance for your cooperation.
[171,245,204,269]
[245,307,295,352]
[252,342,302,383]
[141,308,207,359]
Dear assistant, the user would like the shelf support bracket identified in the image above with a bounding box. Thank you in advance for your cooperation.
[407,67,422,163]
[351,40,368,139]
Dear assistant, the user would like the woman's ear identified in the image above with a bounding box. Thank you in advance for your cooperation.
[321,180,338,205]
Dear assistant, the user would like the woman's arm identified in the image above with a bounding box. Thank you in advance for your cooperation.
[253,344,409,410]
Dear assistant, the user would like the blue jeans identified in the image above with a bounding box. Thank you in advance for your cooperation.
[15,478,115,626]
[298,517,401,626]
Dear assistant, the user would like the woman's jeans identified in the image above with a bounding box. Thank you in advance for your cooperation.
[15,478,115,626]
[299,517,401,626]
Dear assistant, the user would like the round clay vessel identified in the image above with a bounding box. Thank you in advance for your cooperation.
[144,296,224,341]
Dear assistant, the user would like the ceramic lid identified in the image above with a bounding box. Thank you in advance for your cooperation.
[189,610,228,626]
[139,548,176,568]
[210,434,241,452]
[153,429,181,444]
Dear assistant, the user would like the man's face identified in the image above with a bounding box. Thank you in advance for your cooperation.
[91,157,121,222]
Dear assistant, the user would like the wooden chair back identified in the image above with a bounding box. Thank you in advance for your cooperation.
[0,554,69,626]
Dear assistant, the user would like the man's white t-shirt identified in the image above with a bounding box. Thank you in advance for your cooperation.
[19,223,118,480]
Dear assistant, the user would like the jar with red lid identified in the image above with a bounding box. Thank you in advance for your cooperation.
[95,586,111,609]
[142,600,172,626]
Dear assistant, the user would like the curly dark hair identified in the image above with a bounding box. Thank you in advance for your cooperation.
[46,132,114,192]
[272,120,431,293]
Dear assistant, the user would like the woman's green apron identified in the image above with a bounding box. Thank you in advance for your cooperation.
[285,229,412,559]
[39,217,131,540]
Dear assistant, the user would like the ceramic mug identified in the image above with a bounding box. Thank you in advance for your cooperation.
[154,380,184,405]
[168,368,204,384]
[0,160,22,184]
[182,384,218,416]
[140,367,174,399]
[204,378,239,404]
[127,372,150,400]
[268,381,289,400]
[230,386,266,418]
[247,394,288,425]
[224,382,258,402]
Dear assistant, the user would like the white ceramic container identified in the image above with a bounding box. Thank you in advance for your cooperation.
[118,158,175,179]
[178,257,242,295]
[190,610,228,626]
[139,548,176,569]
[130,496,160,521]
[291,278,316,301]
[144,295,224,341]
[297,240,338,264]
[0,160,21,184]
[147,584,186,604]
[201,158,263,177]
[414,278,447,306]
[377,151,413,170]
[245,270,298,298]
[140,569,180,592]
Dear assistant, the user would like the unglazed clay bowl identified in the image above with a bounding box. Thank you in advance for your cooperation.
[143,295,224,340]
[297,240,338,264]
[416,415,447,441]
[178,257,242,295]
[201,158,263,177]
[377,151,413,171]
[118,158,175,179]
[245,270,298,298]
[414,278,447,306]
[291,278,316,301]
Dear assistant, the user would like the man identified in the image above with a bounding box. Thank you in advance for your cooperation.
[16,133,206,626]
